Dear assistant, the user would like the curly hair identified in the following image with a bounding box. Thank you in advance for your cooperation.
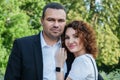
[62,20,98,59]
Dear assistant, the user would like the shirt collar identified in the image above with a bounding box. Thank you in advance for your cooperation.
[40,32,61,48]
[40,32,47,48]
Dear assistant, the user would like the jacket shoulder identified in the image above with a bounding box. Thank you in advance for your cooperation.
[16,33,40,42]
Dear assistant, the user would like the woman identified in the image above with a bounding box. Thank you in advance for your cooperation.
[55,20,98,80]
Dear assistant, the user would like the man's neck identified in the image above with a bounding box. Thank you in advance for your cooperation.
[42,32,59,46]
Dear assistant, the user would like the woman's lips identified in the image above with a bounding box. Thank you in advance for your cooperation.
[68,44,75,49]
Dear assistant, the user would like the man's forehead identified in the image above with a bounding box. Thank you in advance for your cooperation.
[45,8,66,16]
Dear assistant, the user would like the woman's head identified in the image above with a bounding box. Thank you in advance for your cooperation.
[62,20,98,58]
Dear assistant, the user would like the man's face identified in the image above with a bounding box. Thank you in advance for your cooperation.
[41,8,66,40]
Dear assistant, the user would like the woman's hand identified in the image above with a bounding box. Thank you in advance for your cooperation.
[55,48,67,68]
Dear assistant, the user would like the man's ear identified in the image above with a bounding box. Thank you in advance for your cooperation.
[41,19,43,26]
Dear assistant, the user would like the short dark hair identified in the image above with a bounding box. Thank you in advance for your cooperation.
[42,2,66,19]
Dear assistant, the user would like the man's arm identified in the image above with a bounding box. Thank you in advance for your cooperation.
[4,39,22,80]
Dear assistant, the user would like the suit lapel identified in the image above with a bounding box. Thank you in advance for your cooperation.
[33,33,43,80]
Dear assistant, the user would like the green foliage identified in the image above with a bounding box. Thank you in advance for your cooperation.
[100,69,120,80]
[0,74,4,80]
[0,45,7,75]
[96,24,120,65]
[19,0,46,29]
[94,0,120,66]
[62,0,120,68]
[0,0,120,77]
[0,0,46,75]
[61,0,87,21]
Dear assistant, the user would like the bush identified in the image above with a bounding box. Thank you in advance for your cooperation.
[100,69,120,80]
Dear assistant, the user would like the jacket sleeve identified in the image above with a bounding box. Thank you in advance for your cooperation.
[4,39,22,80]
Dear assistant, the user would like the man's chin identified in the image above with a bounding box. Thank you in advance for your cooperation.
[53,33,61,37]
[52,35,60,40]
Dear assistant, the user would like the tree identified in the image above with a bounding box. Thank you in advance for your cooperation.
[61,0,120,72]
[0,0,46,75]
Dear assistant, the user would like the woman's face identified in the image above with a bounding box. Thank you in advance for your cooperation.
[65,28,85,56]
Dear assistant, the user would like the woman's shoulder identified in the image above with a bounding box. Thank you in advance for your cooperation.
[73,54,92,65]
[75,54,93,61]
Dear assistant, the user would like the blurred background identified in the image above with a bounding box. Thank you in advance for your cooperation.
[0,0,120,80]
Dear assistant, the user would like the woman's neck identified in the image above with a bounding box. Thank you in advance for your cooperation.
[74,49,86,57]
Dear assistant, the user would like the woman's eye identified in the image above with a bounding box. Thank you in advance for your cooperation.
[74,35,79,38]
[65,36,69,39]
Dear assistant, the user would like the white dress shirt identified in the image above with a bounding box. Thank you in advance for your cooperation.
[40,32,67,80]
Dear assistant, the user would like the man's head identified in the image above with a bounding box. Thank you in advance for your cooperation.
[42,2,66,19]
[41,2,66,43]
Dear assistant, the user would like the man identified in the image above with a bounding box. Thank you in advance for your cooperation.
[4,2,74,80]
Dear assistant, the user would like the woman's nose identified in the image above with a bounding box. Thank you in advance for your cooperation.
[69,38,74,43]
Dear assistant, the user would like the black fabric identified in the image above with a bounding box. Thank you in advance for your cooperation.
[4,33,43,80]
[65,52,75,79]
[98,73,104,80]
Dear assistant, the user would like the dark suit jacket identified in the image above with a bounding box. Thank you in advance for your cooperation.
[4,33,74,80]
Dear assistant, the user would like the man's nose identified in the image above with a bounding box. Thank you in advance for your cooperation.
[53,21,59,27]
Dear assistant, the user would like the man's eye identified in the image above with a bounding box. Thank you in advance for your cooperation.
[59,19,65,22]
[47,19,53,21]
[47,18,55,21]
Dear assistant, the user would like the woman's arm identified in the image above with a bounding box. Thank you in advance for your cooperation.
[56,71,64,80]
[55,48,67,80]
[66,77,72,80]
[56,72,72,80]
